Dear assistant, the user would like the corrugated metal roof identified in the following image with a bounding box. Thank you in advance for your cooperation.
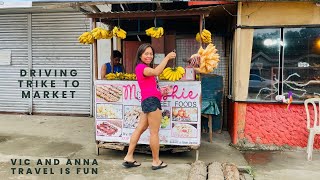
[86,6,215,19]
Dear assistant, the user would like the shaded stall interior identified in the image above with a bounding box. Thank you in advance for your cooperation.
[87,2,237,137]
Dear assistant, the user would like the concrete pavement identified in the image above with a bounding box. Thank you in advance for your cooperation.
[243,150,320,180]
[0,114,319,180]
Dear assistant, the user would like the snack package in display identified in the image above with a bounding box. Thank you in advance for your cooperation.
[181,67,195,81]
[160,85,173,96]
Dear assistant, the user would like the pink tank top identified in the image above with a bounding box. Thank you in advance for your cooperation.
[135,63,162,101]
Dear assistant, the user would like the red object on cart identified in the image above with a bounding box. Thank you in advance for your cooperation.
[188,1,234,6]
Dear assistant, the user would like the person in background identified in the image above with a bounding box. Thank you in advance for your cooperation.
[100,50,124,79]
[122,43,176,170]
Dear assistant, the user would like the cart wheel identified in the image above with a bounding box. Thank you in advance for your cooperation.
[96,146,100,156]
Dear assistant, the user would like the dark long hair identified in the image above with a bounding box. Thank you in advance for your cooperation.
[134,43,155,67]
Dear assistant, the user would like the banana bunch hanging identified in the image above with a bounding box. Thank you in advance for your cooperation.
[112,26,127,39]
[145,27,164,38]
[78,32,94,44]
[193,43,220,74]
[196,29,212,44]
[91,27,113,40]
[160,66,185,81]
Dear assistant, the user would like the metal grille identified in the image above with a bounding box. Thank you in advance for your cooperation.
[176,37,229,89]
[175,38,199,67]
[0,14,29,113]
[176,37,230,129]
[31,12,91,114]
[212,36,229,98]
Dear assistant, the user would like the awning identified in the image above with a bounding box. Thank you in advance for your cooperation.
[85,6,215,19]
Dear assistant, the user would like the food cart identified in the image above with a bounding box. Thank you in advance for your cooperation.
[84,6,214,155]
[95,80,201,154]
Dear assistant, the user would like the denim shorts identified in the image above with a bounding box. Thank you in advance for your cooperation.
[141,97,162,113]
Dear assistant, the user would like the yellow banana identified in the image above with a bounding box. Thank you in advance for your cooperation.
[169,73,174,81]
[146,27,153,36]
[164,70,172,80]
[78,32,92,44]
[107,30,113,38]
[176,67,185,75]
[78,32,91,44]
[152,28,158,38]
[156,29,161,38]
[195,29,212,43]
[196,33,201,42]
[175,68,181,75]
[112,26,127,39]
[91,27,103,40]
[146,27,164,38]
[100,30,107,39]
[112,26,118,36]
[162,67,170,75]
[151,27,157,37]
[159,27,164,36]
[174,72,179,81]
[178,71,182,80]
[169,72,174,81]
[201,33,207,41]
[161,67,185,81]
[155,29,159,38]
[202,29,211,36]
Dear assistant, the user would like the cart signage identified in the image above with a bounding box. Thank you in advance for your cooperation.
[95,80,201,146]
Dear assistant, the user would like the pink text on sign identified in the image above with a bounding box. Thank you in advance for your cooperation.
[163,85,198,100]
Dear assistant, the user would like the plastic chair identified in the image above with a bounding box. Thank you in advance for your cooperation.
[304,98,320,161]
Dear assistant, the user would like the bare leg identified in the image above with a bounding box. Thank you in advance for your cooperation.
[147,108,166,166]
[124,113,148,162]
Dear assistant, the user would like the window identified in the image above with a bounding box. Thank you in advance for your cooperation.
[248,27,320,102]
[248,29,280,101]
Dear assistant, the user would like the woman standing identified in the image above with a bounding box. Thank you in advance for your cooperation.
[123,43,176,170]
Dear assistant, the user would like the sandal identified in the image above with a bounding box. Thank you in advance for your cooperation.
[122,160,141,168]
[151,161,167,170]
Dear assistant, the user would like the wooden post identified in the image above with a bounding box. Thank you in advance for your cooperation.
[199,15,203,47]
[117,37,122,52]
[198,14,215,142]
[233,2,242,100]
[195,150,199,161]
[164,33,176,67]
[111,37,114,73]
[93,18,98,80]
[202,114,213,142]
[151,35,165,68]
[208,115,213,142]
